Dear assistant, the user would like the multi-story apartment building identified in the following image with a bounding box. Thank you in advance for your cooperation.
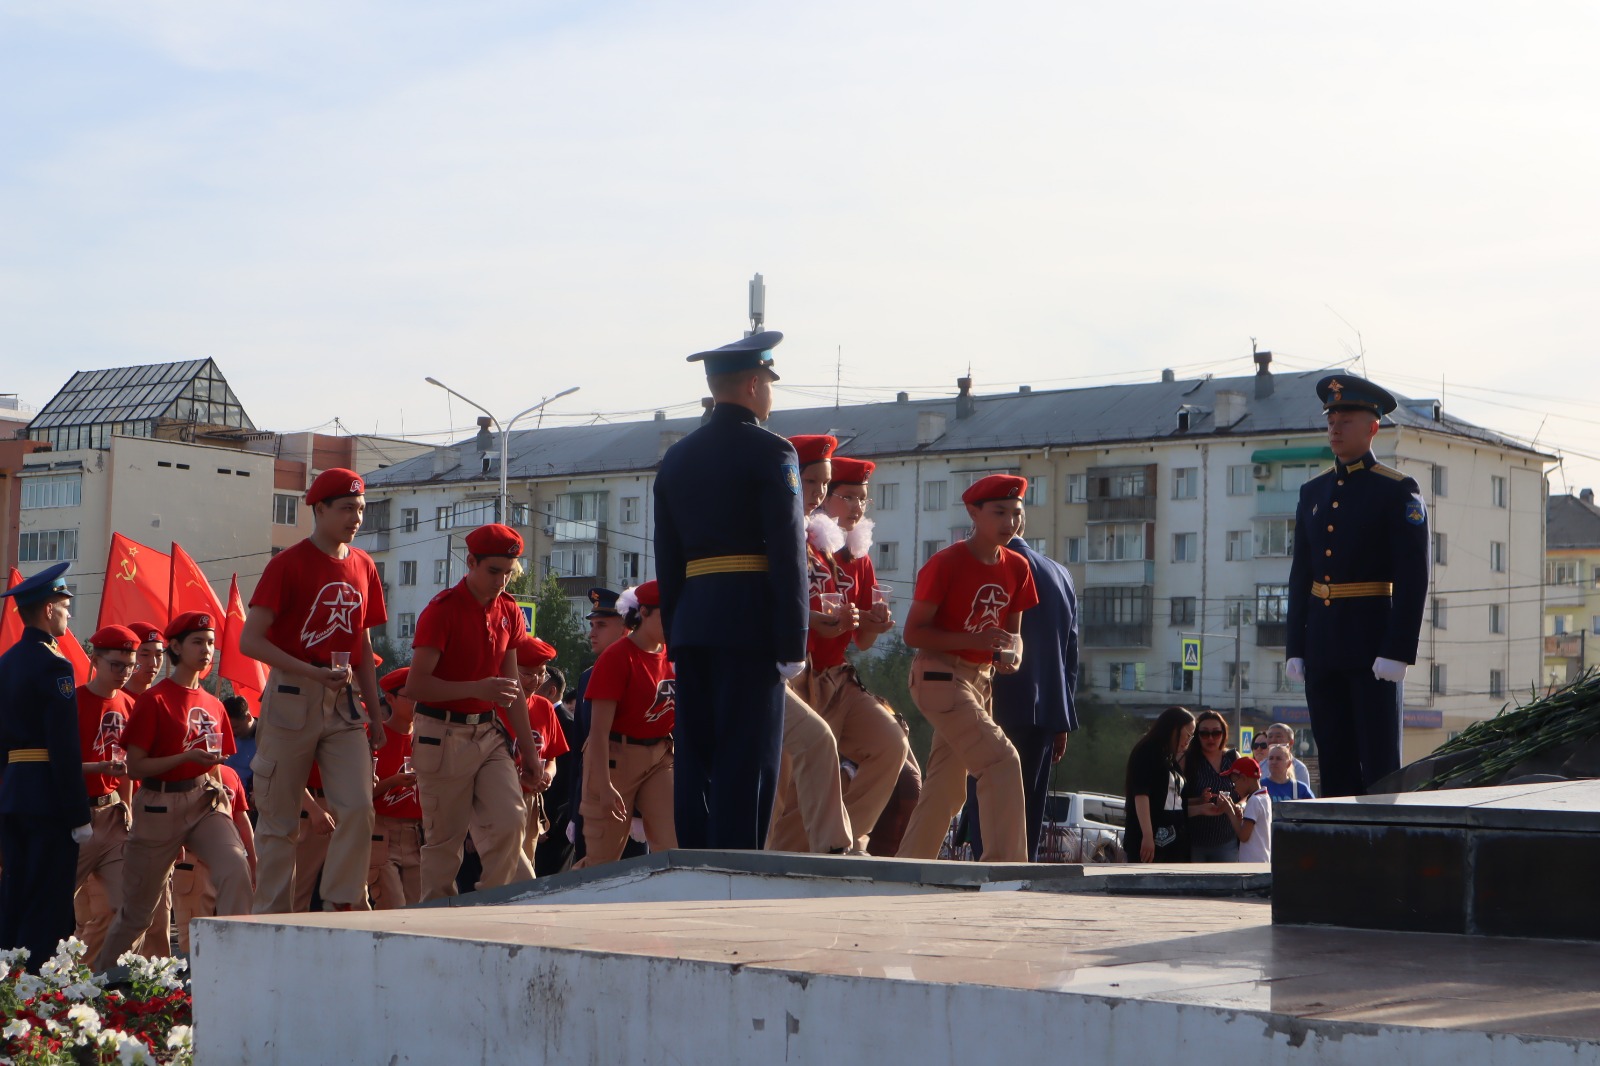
[362,356,1550,761]
[1542,489,1600,689]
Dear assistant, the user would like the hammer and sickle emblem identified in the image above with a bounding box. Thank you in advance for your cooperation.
[116,559,138,582]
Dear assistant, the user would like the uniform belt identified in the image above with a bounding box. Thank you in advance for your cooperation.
[141,777,201,793]
[89,792,120,809]
[1310,581,1394,600]
[6,748,48,764]
[609,731,669,747]
[416,705,498,726]
[685,554,769,577]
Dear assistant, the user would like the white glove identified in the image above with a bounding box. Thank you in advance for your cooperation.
[777,661,805,680]
[1285,658,1305,683]
[628,817,648,844]
[1372,657,1408,683]
[565,820,576,844]
[70,823,93,845]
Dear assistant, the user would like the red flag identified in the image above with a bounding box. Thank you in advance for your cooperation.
[60,628,92,686]
[0,568,22,656]
[221,574,266,716]
[169,543,226,678]
[97,534,171,631]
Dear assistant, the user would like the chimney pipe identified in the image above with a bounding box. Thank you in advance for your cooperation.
[955,376,976,420]
[1254,349,1274,399]
[896,391,909,404]
[1583,488,1595,505]
[1019,385,1031,394]
[654,410,666,421]
[1161,369,1175,383]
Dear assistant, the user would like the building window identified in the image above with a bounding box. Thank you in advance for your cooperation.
[1490,475,1506,508]
[1256,584,1289,623]
[1088,522,1147,562]
[1430,663,1447,695]
[549,546,599,577]
[1025,537,1047,554]
[865,483,893,511]
[878,542,899,571]
[399,560,418,586]
[1169,662,1195,692]
[18,529,78,562]
[1172,532,1197,562]
[1553,614,1572,635]
[1107,662,1146,692]
[1082,586,1154,647]
[1489,541,1506,573]
[375,561,386,584]
[1433,531,1448,565]
[272,494,298,526]
[401,508,419,533]
[921,540,946,566]
[1064,474,1087,504]
[617,551,642,584]
[436,506,452,530]
[620,497,639,524]
[1546,560,1581,586]
[1279,464,1318,493]
[1489,603,1504,634]
[1224,601,1254,627]
[1024,479,1046,507]
[512,503,535,527]
[1172,468,1198,500]
[1432,465,1447,498]
[1225,530,1250,562]
[1171,596,1196,626]
[553,492,606,540]
[1227,465,1253,495]
[1253,518,1294,558]
[1064,537,1084,564]
[1490,669,1505,699]
[453,499,497,529]
[398,613,416,639]
[1432,597,1447,629]
[20,473,81,510]
[1226,661,1250,693]
[923,481,947,511]
[433,559,449,585]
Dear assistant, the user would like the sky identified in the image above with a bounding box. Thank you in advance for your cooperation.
[3,2,1599,488]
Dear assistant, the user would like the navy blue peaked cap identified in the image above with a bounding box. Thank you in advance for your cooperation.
[686,330,783,379]
[2,562,73,608]
[1316,373,1397,417]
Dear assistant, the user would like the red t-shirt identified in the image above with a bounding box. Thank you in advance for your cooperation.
[810,550,878,671]
[77,686,135,797]
[585,637,675,740]
[804,544,841,666]
[121,678,238,781]
[519,694,571,795]
[250,538,387,663]
[412,582,523,714]
[218,764,249,813]
[912,542,1040,664]
[373,731,421,820]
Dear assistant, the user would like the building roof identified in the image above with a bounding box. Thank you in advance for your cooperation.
[28,358,255,432]
[1548,493,1600,551]
[363,367,1552,489]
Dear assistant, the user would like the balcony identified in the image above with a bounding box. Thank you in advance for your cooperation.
[1082,621,1153,648]
[1256,622,1288,647]
[1545,582,1587,608]
[354,528,390,553]
[1085,560,1155,585]
[1253,489,1298,516]
[1544,634,1585,658]
[1087,496,1156,522]
[551,518,607,543]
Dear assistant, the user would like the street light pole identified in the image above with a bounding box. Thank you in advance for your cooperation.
[425,378,580,526]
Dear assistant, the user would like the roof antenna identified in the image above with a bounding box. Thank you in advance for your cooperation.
[835,345,842,409]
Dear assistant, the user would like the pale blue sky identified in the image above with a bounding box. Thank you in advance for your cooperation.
[4,2,1598,486]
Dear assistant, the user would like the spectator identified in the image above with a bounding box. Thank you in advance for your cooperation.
[1265,722,1312,790]
[1220,756,1272,864]
[223,695,256,813]
[1122,706,1195,863]
[1263,744,1314,801]
[1183,709,1239,862]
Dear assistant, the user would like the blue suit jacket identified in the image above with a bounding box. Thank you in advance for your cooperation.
[990,537,1079,734]
[0,627,92,825]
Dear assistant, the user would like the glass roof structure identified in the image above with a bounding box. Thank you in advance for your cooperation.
[28,358,255,451]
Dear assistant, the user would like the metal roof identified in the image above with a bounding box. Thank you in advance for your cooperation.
[1547,493,1600,551]
[28,358,256,431]
[363,368,1552,489]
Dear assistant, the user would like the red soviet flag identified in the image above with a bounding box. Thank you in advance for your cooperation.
[220,574,266,716]
[169,542,227,678]
[97,534,171,631]
[0,568,22,655]
[60,628,92,686]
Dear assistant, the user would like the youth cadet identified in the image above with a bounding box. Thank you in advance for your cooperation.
[72,624,140,963]
[369,668,422,908]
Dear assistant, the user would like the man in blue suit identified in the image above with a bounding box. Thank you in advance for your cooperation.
[656,330,809,850]
[962,518,1079,862]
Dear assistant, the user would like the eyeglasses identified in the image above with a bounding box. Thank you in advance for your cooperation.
[1196,729,1224,738]
[827,493,872,508]
[100,660,136,674]
[1252,740,1270,750]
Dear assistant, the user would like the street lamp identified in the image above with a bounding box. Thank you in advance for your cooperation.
[424,378,580,528]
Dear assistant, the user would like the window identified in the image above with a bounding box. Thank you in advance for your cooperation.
[1226,661,1250,693]
[399,560,418,586]
[621,497,639,524]
[1024,479,1046,507]
[1489,541,1506,573]
[401,508,419,533]
[272,494,298,526]
[1546,560,1582,586]
[923,481,948,511]
[1430,663,1447,695]
[1256,584,1289,623]
[1064,537,1084,563]
[375,561,386,584]
[18,529,78,562]
[1169,662,1195,692]
[1172,532,1197,562]
[553,492,606,541]
[20,474,81,510]
[364,499,390,534]
[1224,601,1254,627]
[1087,522,1147,562]
[1279,464,1318,493]
[512,503,535,527]
[1432,465,1447,497]
[1225,530,1250,562]
[1026,537,1047,554]
[549,546,599,577]
[1171,596,1196,626]
[1433,532,1447,565]
[1065,474,1087,504]
[1553,614,1572,635]
[398,613,416,639]
[617,551,642,584]
[1490,476,1506,508]
[433,559,449,585]
[1432,598,1447,629]
[921,540,946,565]
[878,542,899,571]
[1171,468,1197,500]
[875,483,899,511]
[1107,662,1146,691]
[1252,517,1295,558]
[1489,603,1504,634]
[436,506,452,531]
[1490,669,1505,699]
[1227,465,1253,495]
[453,499,496,529]
[1082,586,1154,647]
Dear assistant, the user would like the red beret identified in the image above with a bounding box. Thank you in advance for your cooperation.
[372,653,384,668]
[515,634,558,667]
[634,579,660,608]
[165,611,216,641]
[88,624,141,652]
[465,523,523,558]
[378,667,409,695]
[127,620,165,646]
[829,456,875,484]
[962,474,1028,507]
[786,435,837,468]
[306,467,365,506]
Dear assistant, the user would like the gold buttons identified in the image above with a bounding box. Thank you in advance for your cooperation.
[1337,480,1345,486]
[1324,599,1332,606]
[1327,524,1334,532]
[1325,549,1333,557]
[1324,574,1331,581]
[1332,501,1340,509]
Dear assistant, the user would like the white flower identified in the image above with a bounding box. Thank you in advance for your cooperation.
[115,1033,155,1065]
[66,1004,102,1035]
[165,1025,193,1050]
[13,974,46,999]
[63,978,103,1001]
[0,947,28,971]
[2,1019,30,1040]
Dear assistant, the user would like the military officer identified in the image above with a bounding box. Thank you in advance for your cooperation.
[0,564,92,972]
[1285,373,1430,797]
[655,330,809,850]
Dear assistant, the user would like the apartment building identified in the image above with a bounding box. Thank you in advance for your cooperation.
[1543,489,1600,688]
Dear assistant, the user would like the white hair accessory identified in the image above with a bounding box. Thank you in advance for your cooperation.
[845,517,874,558]
[616,586,640,615]
[806,513,846,554]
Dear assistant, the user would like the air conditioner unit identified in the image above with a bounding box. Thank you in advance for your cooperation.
[1252,463,1272,479]
[542,525,556,538]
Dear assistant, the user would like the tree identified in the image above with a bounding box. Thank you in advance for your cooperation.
[509,569,595,688]
[848,634,932,766]
[1049,693,1146,796]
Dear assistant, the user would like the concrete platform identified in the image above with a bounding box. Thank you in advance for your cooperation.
[193,857,1600,1064]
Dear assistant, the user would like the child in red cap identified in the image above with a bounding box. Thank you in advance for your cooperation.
[1221,756,1272,863]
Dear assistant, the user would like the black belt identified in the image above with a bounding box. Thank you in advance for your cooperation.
[309,787,326,798]
[417,705,499,726]
[609,731,669,747]
[175,862,196,871]
[141,777,201,793]
[89,792,120,809]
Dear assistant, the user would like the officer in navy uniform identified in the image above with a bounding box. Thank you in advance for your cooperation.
[656,330,809,850]
[1285,374,1429,798]
[0,563,93,971]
